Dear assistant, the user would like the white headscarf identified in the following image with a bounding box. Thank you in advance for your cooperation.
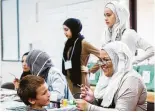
[94,41,133,107]
[103,1,129,45]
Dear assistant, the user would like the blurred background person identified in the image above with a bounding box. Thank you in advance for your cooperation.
[13,52,31,89]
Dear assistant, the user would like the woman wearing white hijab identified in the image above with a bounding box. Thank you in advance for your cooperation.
[90,1,154,74]
[75,41,147,111]
[103,1,154,64]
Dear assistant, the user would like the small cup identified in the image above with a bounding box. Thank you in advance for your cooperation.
[62,99,68,107]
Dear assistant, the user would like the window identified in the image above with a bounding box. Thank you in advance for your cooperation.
[1,0,20,61]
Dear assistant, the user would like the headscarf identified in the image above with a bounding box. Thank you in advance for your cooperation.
[104,1,129,44]
[62,18,84,84]
[94,41,133,107]
[26,50,53,81]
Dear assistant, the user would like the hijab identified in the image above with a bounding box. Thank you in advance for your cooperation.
[104,1,129,45]
[62,18,84,84]
[94,41,133,107]
[26,50,53,81]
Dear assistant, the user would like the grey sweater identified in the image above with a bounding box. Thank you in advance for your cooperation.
[87,70,147,111]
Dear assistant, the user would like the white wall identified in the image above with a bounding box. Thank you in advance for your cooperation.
[0,0,2,85]
[137,0,154,46]
[1,0,154,83]
[1,0,114,83]
[137,0,155,64]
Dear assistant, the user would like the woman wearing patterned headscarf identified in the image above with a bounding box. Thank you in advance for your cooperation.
[26,50,73,101]
[75,41,147,111]
[62,18,100,94]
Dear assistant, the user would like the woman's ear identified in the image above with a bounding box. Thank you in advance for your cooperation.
[28,98,36,105]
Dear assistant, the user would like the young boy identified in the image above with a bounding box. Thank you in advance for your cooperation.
[17,75,50,111]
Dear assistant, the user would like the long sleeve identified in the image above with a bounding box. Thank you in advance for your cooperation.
[87,76,147,111]
[47,68,66,100]
[83,40,100,58]
[122,29,154,64]
[133,38,155,64]
[82,40,100,73]
[89,63,100,74]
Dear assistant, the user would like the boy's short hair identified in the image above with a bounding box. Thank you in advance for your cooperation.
[17,75,45,105]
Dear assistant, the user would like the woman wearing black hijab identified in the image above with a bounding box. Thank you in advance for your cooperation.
[62,18,100,94]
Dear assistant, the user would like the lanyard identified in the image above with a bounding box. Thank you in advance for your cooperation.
[63,38,79,61]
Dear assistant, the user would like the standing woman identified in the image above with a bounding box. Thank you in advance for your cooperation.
[90,1,154,73]
[62,18,100,94]
[102,1,154,64]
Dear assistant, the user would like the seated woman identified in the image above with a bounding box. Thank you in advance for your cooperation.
[75,41,147,111]
[13,52,31,89]
[26,49,73,101]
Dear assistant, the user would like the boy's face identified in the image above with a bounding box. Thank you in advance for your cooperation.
[30,83,50,108]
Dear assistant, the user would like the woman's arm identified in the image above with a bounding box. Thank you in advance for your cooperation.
[83,40,100,73]
[87,76,147,111]
[48,72,66,101]
[89,63,100,74]
[83,40,100,58]
[133,38,154,64]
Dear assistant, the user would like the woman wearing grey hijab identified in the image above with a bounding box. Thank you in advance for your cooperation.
[75,41,147,111]
[26,50,73,101]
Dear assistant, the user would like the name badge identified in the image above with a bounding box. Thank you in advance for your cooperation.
[65,60,72,70]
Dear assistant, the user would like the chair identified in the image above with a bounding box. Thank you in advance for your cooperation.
[1,82,15,90]
[87,62,100,86]
[137,64,154,92]
[147,102,154,111]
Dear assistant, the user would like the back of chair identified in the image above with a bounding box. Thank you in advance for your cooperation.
[147,102,154,111]
[1,82,15,90]
[137,64,154,92]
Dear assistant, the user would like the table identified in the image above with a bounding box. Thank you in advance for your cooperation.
[0,88,25,111]
[0,88,78,111]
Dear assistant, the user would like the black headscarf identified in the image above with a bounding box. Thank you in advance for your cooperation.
[62,18,84,85]
[20,52,31,80]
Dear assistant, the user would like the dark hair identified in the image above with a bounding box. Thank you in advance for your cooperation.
[20,52,31,79]
[22,52,29,59]
[17,75,45,105]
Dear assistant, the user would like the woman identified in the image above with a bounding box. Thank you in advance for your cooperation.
[75,41,147,111]
[13,52,31,89]
[103,1,154,64]
[62,18,100,94]
[90,1,154,74]
[26,49,73,101]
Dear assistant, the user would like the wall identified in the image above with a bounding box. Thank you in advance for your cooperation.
[1,0,115,83]
[137,0,155,64]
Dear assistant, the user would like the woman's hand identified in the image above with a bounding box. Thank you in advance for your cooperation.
[13,78,19,89]
[80,85,94,103]
[75,99,89,111]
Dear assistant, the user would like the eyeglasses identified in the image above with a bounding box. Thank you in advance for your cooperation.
[97,58,111,65]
